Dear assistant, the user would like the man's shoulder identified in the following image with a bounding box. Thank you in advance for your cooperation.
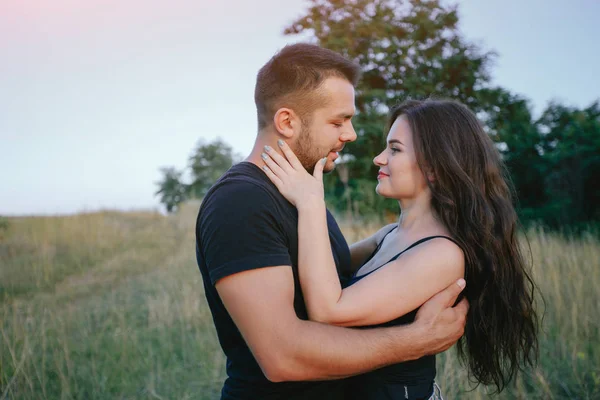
[198,163,272,214]
[205,162,277,202]
[197,162,291,232]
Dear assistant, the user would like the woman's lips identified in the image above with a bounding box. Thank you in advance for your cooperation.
[377,172,389,179]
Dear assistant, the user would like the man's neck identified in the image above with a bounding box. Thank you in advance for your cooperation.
[245,132,284,168]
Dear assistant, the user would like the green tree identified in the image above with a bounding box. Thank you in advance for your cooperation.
[155,138,241,212]
[537,101,600,227]
[188,139,241,198]
[155,167,188,213]
[285,0,496,218]
[477,88,548,222]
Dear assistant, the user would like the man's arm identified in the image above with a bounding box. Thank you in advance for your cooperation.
[216,265,467,382]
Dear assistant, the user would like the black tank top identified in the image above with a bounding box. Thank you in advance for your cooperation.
[347,226,461,286]
[344,227,461,400]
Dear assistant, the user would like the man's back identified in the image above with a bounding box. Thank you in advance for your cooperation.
[196,162,351,399]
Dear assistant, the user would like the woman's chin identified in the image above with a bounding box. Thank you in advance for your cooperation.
[375,186,394,199]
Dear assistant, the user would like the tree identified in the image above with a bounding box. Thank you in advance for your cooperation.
[155,138,241,213]
[284,0,496,217]
[537,101,600,226]
[477,88,548,222]
[188,139,241,198]
[155,167,188,213]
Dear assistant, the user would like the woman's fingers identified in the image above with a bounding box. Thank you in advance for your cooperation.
[276,140,305,171]
[263,145,294,174]
[261,151,286,178]
[313,157,326,182]
[262,164,283,189]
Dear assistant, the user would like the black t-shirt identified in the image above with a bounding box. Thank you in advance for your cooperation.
[195,162,351,400]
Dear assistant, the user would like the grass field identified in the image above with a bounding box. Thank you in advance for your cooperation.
[1,203,598,399]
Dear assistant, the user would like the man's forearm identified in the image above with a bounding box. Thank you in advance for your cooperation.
[271,318,427,382]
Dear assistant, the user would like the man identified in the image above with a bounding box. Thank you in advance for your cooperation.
[196,43,468,399]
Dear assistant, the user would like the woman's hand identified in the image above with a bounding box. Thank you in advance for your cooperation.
[261,140,326,208]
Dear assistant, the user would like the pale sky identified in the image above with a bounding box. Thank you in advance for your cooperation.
[1,0,599,215]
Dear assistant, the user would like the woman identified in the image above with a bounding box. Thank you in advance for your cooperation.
[261,99,538,399]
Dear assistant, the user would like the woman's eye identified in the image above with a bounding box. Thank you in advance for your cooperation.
[390,147,400,153]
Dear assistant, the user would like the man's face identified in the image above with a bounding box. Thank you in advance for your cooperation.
[291,77,357,173]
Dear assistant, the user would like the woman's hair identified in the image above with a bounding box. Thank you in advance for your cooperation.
[387,99,539,392]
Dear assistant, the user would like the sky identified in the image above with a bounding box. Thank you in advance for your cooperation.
[1,0,599,215]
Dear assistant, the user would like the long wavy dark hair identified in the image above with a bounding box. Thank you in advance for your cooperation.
[387,99,539,392]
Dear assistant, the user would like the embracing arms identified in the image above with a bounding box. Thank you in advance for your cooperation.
[203,157,467,383]
[216,264,467,382]
[296,199,464,326]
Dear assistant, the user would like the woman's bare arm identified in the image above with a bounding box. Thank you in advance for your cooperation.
[297,200,464,327]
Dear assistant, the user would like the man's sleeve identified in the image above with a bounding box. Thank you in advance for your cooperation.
[198,181,292,285]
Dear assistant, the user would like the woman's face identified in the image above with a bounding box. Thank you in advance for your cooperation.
[373,115,429,200]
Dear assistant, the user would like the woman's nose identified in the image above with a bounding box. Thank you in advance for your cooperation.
[373,152,386,166]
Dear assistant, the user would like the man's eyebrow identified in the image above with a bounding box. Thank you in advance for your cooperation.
[333,112,355,119]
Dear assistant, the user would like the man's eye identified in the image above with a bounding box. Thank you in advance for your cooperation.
[333,123,343,128]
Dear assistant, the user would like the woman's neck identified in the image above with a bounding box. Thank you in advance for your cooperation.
[396,196,442,234]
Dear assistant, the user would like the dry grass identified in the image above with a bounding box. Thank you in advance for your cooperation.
[0,203,598,399]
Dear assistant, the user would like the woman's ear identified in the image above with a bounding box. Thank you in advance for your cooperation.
[273,108,300,139]
[426,167,436,183]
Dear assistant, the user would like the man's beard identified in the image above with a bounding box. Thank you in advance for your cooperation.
[292,124,334,174]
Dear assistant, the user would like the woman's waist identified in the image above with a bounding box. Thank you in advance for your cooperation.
[358,355,436,384]
[347,359,437,400]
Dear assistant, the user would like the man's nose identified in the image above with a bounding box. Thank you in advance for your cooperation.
[341,122,357,142]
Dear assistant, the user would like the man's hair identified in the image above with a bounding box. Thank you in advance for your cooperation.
[254,43,361,130]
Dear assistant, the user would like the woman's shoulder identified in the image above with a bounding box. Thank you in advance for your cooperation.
[399,235,465,275]
[419,235,463,259]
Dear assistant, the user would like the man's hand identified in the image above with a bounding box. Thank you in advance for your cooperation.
[414,279,469,356]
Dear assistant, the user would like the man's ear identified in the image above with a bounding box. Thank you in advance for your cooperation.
[273,108,300,139]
